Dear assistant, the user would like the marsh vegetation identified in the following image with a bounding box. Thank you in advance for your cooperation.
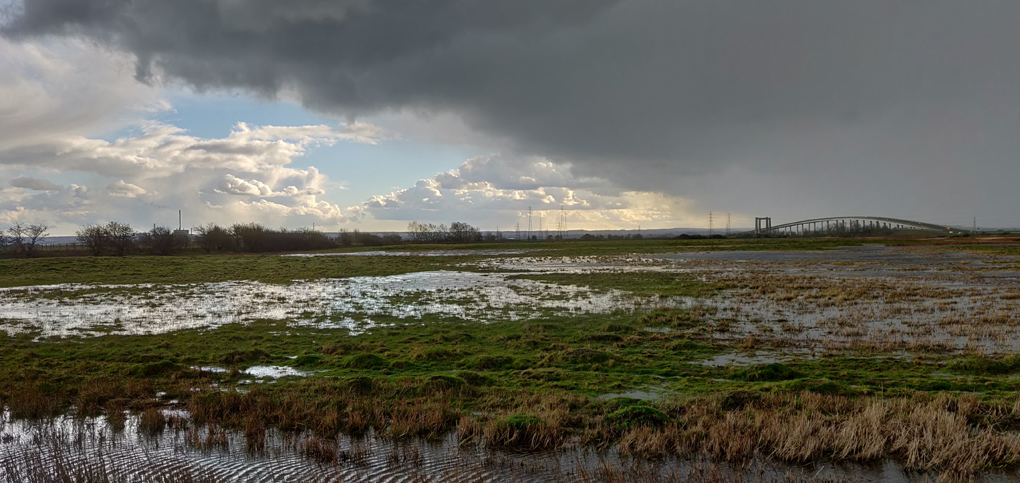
[2,237,1020,481]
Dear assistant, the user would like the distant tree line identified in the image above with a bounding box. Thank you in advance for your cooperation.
[4,217,672,259]
[194,223,329,253]
[193,223,402,253]
[407,221,482,243]
[336,228,403,248]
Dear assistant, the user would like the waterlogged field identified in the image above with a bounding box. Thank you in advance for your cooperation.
[2,237,1020,482]
[0,272,652,338]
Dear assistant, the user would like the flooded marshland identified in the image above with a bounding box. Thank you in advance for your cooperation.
[483,246,1020,354]
[3,243,1020,481]
[7,246,1017,352]
[0,271,653,338]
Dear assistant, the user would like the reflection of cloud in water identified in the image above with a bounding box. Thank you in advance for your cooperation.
[243,366,309,378]
[0,271,665,338]
[282,249,531,257]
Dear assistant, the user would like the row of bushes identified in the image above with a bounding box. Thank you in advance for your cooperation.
[407,221,485,243]
[193,223,402,253]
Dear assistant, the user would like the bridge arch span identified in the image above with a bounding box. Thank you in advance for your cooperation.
[753,216,958,235]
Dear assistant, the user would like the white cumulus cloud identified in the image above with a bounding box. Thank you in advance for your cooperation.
[106,180,148,198]
[360,154,700,230]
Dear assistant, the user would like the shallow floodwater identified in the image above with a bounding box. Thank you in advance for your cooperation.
[0,271,675,338]
[282,249,531,257]
[663,247,1020,353]
[4,412,1009,482]
[484,247,1020,353]
[3,246,1019,352]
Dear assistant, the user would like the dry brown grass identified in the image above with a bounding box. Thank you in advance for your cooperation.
[138,406,166,435]
[672,251,1020,355]
[300,436,338,464]
[244,414,266,452]
[6,385,58,420]
[168,377,1020,479]
[186,423,230,450]
[103,399,126,431]
[608,392,1020,481]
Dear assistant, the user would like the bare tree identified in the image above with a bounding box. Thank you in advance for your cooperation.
[338,228,356,246]
[407,221,428,243]
[194,223,233,253]
[230,222,268,252]
[76,223,109,256]
[143,226,180,256]
[8,223,49,258]
[407,221,450,243]
[6,223,24,255]
[448,221,481,243]
[106,221,135,256]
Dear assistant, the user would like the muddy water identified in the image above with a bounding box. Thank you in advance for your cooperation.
[4,412,1006,482]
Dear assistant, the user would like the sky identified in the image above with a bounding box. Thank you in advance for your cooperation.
[2,0,1019,235]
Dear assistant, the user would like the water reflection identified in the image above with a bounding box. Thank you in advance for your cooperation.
[1,412,986,482]
[0,271,670,338]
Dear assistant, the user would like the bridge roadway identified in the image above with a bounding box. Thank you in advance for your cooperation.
[752,216,958,235]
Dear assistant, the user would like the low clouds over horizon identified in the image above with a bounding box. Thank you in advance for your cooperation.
[3,1,1020,230]
[0,115,384,231]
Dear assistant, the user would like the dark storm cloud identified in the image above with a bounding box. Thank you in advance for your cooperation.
[6,0,1020,224]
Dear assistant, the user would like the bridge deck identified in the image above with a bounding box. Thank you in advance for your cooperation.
[750,216,957,234]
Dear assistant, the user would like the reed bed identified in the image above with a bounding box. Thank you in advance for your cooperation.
[11,385,1002,480]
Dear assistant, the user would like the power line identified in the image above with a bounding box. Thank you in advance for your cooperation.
[560,205,566,239]
[527,207,533,240]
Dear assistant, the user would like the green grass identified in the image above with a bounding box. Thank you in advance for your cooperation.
[3,309,1015,423]
[0,253,484,288]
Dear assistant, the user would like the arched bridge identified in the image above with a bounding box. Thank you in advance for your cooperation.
[752,216,959,236]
